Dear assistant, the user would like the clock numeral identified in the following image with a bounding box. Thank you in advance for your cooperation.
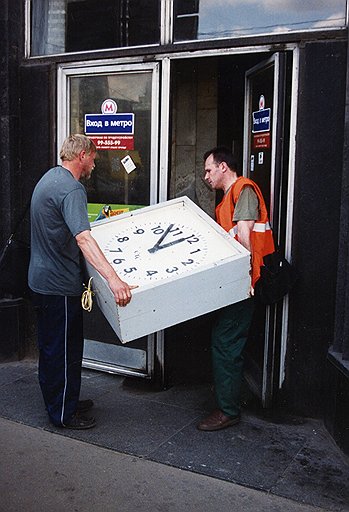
[133,228,145,235]
[181,259,194,266]
[190,248,201,255]
[166,266,179,274]
[186,236,200,244]
[124,267,137,274]
[108,247,122,253]
[146,270,158,277]
[117,236,129,243]
[151,226,165,235]
[169,226,183,236]
[113,258,125,265]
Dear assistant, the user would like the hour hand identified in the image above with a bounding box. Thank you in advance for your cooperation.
[148,224,174,253]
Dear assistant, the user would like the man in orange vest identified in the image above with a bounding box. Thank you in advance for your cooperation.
[197,146,274,431]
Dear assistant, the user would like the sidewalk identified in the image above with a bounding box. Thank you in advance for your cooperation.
[0,359,348,511]
[0,416,331,512]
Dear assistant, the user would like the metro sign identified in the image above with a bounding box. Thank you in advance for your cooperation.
[101,99,117,114]
[84,113,134,135]
[253,132,270,149]
[252,108,271,133]
[89,135,134,151]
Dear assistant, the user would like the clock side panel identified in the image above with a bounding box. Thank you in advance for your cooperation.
[97,254,250,343]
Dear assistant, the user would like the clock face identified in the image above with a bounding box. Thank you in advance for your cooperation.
[91,198,244,287]
[103,219,208,283]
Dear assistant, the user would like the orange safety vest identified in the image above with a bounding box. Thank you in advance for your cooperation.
[216,176,275,287]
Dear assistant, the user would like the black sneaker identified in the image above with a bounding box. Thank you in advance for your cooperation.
[63,412,96,430]
[77,399,94,413]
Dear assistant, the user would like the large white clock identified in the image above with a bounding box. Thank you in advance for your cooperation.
[85,196,251,343]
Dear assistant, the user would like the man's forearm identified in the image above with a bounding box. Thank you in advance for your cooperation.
[76,230,120,284]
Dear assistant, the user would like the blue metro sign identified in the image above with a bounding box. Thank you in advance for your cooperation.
[84,113,134,135]
[252,108,271,133]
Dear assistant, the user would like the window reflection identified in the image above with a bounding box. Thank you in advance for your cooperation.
[30,0,348,56]
[70,73,152,206]
[174,0,347,41]
[31,0,160,56]
[174,0,199,40]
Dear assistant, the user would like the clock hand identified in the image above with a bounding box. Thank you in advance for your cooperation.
[149,235,195,252]
[148,224,175,253]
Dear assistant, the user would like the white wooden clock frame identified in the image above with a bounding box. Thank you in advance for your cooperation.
[85,196,251,343]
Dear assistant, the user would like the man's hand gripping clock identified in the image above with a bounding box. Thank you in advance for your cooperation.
[108,273,137,307]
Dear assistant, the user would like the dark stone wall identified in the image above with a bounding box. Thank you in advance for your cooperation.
[0,1,53,355]
[334,36,349,359]
[20,64,54,201]
[284,40,347,416]
[0,1,24,243]
[328,32,349,457]
[18,62,53,359]
[325,358,349,455]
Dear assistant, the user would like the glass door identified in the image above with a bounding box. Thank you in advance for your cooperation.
[57,61,160,378]
[243,53,290,407]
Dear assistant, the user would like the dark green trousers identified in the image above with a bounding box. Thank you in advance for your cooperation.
[211,298,255,418]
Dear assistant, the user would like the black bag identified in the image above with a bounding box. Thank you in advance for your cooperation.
[254,250,297,305]
[0,203,31,298]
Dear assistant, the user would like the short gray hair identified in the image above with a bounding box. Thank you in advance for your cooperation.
[59,134,96,161]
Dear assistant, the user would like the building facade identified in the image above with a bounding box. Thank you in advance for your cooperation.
[1,1,348,455]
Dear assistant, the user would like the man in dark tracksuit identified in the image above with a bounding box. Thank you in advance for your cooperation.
[29,134,134,429]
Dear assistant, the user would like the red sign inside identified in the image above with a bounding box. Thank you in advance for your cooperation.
[253,132,270,149]
[89,135,134,151]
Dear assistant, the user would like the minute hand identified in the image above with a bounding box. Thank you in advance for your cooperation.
[151,235,195,251]
[148,224,174,253]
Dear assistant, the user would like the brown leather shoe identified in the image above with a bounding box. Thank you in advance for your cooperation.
[197,409,240,431]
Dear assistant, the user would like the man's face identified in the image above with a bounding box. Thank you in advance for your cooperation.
[204,154,224,190]
[81,150,96,180]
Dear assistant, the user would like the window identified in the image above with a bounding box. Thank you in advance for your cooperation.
[174,0,348,42]
[30,0,160,56]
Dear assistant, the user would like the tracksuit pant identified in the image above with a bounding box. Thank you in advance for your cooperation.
[211,298,255,418]
[32,293,83,427]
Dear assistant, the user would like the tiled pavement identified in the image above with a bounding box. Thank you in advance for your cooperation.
[0,360,348,511]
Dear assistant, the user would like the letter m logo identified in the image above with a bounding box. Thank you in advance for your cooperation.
[102,99,117,114]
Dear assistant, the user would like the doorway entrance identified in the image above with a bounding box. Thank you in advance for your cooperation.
[56,48,296,405]
[169,50,294,406]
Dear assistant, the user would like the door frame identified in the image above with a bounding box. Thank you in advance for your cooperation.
[243,50,299,406]
[161,45,298,401]
[57,59,164,379]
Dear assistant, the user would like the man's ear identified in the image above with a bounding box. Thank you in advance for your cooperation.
[220,161,228,173]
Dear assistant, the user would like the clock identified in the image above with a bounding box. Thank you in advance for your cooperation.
[93,200,241,286]
[85,196,251,343]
